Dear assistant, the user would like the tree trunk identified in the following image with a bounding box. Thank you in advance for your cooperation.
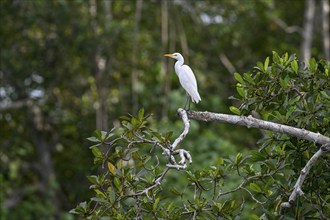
[322,0,330,60]
[301,0,315,61]
[176,12,189,62]
[90,0,111,131]
[161,0,169,119]
[131,0,143,114]
[95,56,108,131]
[29,103,60,218]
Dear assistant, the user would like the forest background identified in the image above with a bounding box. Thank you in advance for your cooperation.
[1,0,329,219]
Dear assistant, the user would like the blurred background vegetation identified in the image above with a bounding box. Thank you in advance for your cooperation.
[1,0,329,219]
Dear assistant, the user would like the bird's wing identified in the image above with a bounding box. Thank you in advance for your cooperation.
[179,65,198,89]
[178,65,201,103]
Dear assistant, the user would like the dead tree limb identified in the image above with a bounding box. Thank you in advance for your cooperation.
[186,110,330,145]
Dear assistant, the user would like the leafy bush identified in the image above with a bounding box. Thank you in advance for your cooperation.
[232,52,330,218]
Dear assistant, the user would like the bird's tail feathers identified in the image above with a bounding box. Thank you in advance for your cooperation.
[191,91,201,103]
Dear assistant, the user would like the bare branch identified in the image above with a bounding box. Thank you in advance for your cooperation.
[0,99,31,111]
[217,172,274,199]
[271,17,302,34]
[187,110,330,145]
[280,143,330,212]
[128,168,170,197]
[218,52,236,74]
[241,187,267,205]
[172,108,190,150]
[166,163,187,170]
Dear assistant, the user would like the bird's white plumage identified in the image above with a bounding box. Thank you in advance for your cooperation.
[177,65,200,103]
[165,52,201,104]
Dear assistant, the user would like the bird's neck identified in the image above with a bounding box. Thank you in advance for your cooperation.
[175,60,184,75]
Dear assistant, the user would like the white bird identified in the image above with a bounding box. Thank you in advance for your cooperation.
[164,52,201,110]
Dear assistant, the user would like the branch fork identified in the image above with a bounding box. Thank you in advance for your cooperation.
[165,108,193,169]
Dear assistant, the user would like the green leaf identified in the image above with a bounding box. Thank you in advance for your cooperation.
[120,115,131,121]
[291,60,298,73]
[249,151,266,162]
[256,61,264,72]
[79,201,88,210]
[91,147,102,157]
[152,131,163,141]
[272,51,281,63]
[93,130,102,140]
[87,175,98,184]
[113,177,122,191]
[234,72,244,84]
[87,136,100,143]
[279,75,289,89]
[170,187,184,196]
[249,214,260,220]
[235,152,243,165]
[264,57,269,71]
[320,91,330,100]
[138,108,144,120]
[283,52,289,62]
[285,106,296,120]
[69,201,89,215]
[309,58,317,72]
[153,197,160,211]
[94,189,106,198]
[164,131,173,141]
[236,84,245,97]
[243,73,254,84]
[212,201,222,212]
[266,190,273,196]
[229,106,241,115]
[131,117,138,127]
[249,183,262,193]
[98,131,108,142]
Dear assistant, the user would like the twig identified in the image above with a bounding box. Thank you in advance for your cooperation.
[280,143,330,212]
[271,16,302,34]
[217,173,274,199]
[241,187,267,205]
[218,52,236,74]
[132,168,170,197]
[166,163,187,170]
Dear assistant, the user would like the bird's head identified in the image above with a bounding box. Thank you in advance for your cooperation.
[164,52,183,61]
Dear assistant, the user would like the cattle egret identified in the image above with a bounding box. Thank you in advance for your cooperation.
[164,52,201,110]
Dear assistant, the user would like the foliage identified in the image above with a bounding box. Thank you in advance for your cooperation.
[70,109,243,219]
[232,52,330,218]
[72,54,330,219]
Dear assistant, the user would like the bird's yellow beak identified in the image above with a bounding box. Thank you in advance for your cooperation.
[164,53,173,57]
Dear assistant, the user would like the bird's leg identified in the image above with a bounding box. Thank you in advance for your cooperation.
[183,94,188,110]
[188,97,191,111]
[184,94,190,111]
